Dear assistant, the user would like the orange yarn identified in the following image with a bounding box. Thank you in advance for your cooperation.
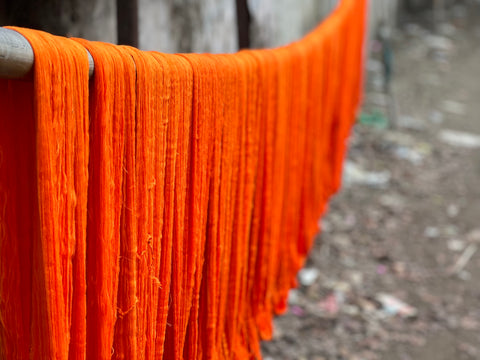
[0,28,90,360]
[0,0,366,358]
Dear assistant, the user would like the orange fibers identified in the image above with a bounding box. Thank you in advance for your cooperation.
[0,0,366,358]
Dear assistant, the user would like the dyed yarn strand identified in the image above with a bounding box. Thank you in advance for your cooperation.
[0,1,367,359]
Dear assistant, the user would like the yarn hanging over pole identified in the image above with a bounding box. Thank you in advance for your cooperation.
[0,0,367,358]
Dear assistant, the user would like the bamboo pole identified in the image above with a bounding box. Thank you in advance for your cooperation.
[0,27,94,79]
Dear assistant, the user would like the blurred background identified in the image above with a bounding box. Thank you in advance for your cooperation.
[261,1,480,360]
[2,0,400,52]
[2,0,480,359]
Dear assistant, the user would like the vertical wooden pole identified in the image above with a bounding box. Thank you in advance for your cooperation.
[117,0,139,47]
[236,0,250,49]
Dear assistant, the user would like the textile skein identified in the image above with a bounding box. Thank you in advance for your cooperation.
[0,0,367,359]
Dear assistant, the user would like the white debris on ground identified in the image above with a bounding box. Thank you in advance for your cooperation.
[438,129,480,148]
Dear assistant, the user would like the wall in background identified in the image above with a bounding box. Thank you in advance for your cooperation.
[139,0,237,53]
[0,0,400,54]
[248,0,338,48]
[0,0,117,43]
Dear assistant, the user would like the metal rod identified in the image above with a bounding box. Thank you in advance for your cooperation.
[0,27,94,79]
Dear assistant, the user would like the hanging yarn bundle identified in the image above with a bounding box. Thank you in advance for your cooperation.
[0,0,366,358]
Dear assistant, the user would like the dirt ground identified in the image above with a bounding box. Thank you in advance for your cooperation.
[262,3,480,360]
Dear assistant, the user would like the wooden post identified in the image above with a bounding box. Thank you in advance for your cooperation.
[236,0,250,49]
[117,0,139,47]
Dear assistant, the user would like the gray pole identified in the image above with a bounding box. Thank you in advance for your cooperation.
[0,27,94,79]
